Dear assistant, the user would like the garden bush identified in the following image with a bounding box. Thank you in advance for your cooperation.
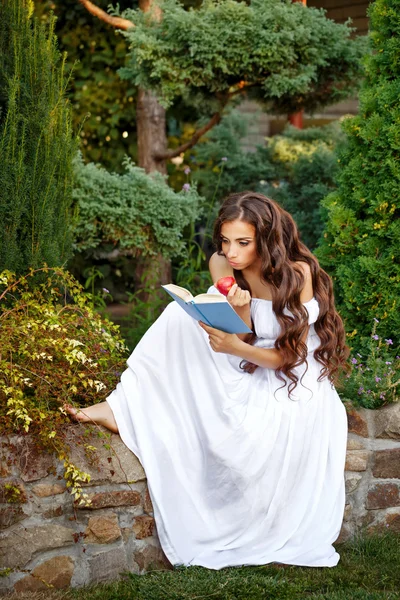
[184,112,343,250]
[72,153,202,260]
[118,0,365,114]
[316,0,400,367]
[0,0,78,274]
[0,267,128,502]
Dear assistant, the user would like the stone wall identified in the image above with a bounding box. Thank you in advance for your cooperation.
[0,429,171,594]
[341,404,400,540]
[1,403,400,594]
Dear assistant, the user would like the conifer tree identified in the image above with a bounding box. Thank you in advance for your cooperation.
[316,0,400,353]
[0,0,78,273]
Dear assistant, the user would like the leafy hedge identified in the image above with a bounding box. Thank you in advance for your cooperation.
[118,0,365,113]
[73,153,202,259]
[316,0,400,358]
[0,267,128,503]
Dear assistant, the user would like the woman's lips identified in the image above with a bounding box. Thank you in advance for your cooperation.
[228,261,240,267]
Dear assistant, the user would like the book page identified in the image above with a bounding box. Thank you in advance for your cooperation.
[193,294,227,304]
[162,284,193,302]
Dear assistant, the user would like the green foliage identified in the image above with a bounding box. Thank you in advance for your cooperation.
[183,112,343,249]
[0,267,128,502]
[33,0,137,171]
[316,0,400,358]
[0,0,78,274]
[72,153,203,259]
[117,0,365,113]
[342,321,400,409]
[264,122,346,249]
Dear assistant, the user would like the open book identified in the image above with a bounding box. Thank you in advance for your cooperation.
[162,284,252,334]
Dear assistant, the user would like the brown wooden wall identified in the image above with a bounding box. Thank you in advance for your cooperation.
[307,0,370,35]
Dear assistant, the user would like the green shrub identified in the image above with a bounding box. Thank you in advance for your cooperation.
[316,0,400,360]
[265,123,346,249]
[0,267,128,502]
[118,0,365,113]
[186,113,343,250]
[0,0,78,273]
[72,153,202,259]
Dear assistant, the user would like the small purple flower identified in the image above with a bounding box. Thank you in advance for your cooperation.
[182,183,191,191]
[380,393,386,400]
[358,386,364,395]
[221,157,228,162]
[372,334,379,340]
[114,371,121,377]
[357,353,362,358]
[385,339,393,345]
[367,390,371,394]
[397,356,400,360]
[375,376,381,382]
[184,167,191,175]
[374,318,379,323]
[385,361,392,365]
[102,287,110,294]
[351,358,358,364]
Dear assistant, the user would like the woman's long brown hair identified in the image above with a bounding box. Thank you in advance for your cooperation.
[212,191,350,397]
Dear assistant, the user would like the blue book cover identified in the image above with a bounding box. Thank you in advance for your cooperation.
[162,284,252,334]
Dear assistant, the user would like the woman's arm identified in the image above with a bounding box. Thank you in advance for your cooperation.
[209,252,253,342]
[198,322,283,369]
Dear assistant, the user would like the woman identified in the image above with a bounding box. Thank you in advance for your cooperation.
[66,191,349,569]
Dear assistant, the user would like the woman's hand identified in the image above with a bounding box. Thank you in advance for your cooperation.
[226,283,251,308]
[198,322,242,355]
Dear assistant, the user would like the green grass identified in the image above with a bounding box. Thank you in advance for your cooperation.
[6,534,400,600]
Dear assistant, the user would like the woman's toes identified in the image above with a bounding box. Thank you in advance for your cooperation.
[64,404,90,423]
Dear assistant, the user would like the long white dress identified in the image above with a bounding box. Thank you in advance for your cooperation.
[106,285,347,569]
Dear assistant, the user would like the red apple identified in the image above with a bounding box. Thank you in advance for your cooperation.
[215,276,236,296]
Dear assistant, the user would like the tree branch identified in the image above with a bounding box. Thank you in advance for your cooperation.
[154,112,223,161]
[78,0,134,30]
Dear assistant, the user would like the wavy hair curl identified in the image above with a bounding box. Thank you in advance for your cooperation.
[212,191,350,396]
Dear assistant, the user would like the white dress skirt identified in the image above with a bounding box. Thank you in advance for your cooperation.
[106,285,347,569]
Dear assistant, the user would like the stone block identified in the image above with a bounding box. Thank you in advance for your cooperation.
[372,449,400,479]
[345,450,368,472]
[133,515,155,540]
[42,505,64,519]
[374,404,400,440]
[133,544,172,572]
[343,504,352,522]
[89,547,128,583]
[0,480,27,504]
[335,522,353,544]
[385,512,400,533]
[345,473,363,494]
[14,437,54,482]
[32,483,66,497]
[346,408,369,438]
[14,556,74,592]
[84,514,121,544]
[0,505,27,530]
[0,524,74,569]
[143,488,153,513]
[366,483,400,509]
[65,427,145,486]
[82,490,141,510]
[346,437,365,451]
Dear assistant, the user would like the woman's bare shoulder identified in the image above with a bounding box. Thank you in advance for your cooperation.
[209,252,234,283]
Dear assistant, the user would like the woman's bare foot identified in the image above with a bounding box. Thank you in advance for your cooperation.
[64,402,119,433]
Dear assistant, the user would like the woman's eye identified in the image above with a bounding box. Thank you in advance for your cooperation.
[239,242,249,246]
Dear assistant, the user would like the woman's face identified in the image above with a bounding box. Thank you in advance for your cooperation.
[220,219,260,271]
